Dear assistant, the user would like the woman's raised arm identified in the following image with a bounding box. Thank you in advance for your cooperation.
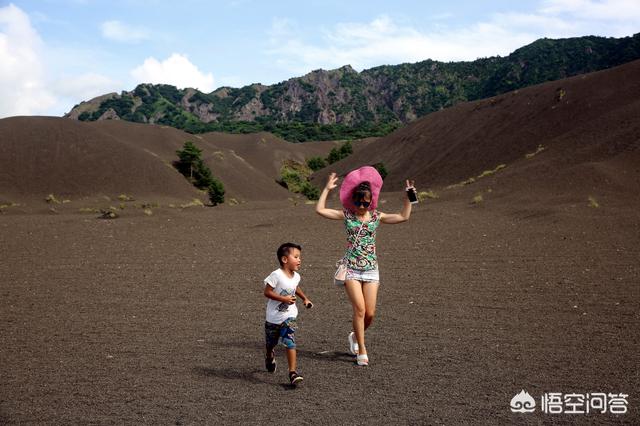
[380,179,415,224]
[315,172,345,220]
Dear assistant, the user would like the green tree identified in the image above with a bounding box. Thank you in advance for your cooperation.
[301,182,320,200]
[208,178,225,205]
[326,147,341,164]
[175,141,225,205]
[326,141,353,164]
[306,156,327,171]
[175,141,203,180]
[194,160,213,189]
[372,162,388,180]
[339,140,353,156]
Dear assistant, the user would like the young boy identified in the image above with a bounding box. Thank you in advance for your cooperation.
[264,242,313,385]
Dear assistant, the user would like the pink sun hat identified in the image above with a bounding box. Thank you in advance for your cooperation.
[339,166,384,212]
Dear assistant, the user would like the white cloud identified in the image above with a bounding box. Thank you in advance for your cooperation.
[541,0,640,20]
[101,20,150,43]
[267,2,640,74]
[539,0,640,35]
[267,15,532,74]
[130,53,215,91]
[0,4,56,117]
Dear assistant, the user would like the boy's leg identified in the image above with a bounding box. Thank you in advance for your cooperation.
[265,344,277,372]
[265,321,280,356]
[287,349,303,385]
[265,343,276,359]
[280,318,298,371]
[264,322,279,373]
[286,348,297,372]
[281,319,303,384]
[362,281,380,330]
[344,280,367,355]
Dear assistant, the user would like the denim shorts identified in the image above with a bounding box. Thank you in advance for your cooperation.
[345,268,380,283]
[265,318,297,349]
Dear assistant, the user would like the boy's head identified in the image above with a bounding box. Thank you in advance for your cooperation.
[277,242,302,270]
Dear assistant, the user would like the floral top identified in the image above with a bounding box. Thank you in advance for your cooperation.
[343,209,380,271]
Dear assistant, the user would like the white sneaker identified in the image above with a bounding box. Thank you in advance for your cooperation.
[348,331,359,355]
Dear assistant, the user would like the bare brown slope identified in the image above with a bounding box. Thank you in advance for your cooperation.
[315,59,640,205]
[0,118,337,206]
[195,132,337,201]
[0,117,201,204]
[91,122,338,202]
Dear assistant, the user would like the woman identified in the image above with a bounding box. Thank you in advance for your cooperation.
[315,166,415,366]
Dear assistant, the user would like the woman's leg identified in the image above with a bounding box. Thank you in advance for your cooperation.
[344,279,367,355]
[362,282,380,330]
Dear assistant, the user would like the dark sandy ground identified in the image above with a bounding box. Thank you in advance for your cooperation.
[1,196,638,425]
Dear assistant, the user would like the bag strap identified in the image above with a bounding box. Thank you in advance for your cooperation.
[343,213,368,259]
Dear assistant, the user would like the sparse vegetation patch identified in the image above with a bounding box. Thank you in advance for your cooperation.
[278,160,320,200]
[99,209,118,219]
[326,141,353,165]
[372,162,388,180]
[180,199,205,209]
[525,144,546,159]
[419,190,438,201]
[447,164,507,189]
[45,194,61,204]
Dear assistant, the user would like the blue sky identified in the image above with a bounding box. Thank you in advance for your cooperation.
[1,0,639,118]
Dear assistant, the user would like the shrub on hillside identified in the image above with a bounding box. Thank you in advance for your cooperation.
[307,156,327,172]
[175,141,225,205]
[372,162,388,180]
[208,178,225,206]
[326,141,353,164]
[278,161,319,201]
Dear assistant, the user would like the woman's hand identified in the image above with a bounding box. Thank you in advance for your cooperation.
[316,172,345,220]
[380,178,415,224]
[325,172,339,191]
[405,179,416,193]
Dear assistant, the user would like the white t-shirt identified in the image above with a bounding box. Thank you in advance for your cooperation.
[264,268,300,324]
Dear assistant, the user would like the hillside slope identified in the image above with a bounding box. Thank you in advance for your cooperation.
[0,118,336,207]
[315,59,640,207]
[3,60,639,212]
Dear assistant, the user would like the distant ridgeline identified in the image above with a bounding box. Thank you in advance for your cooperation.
[67,34,640,142]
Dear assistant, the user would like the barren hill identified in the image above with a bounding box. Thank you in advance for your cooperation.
[0,118,336,208]
[2,60,640,213]
[317,59,640,208]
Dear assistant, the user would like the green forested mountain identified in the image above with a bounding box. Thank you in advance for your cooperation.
[66,33,640,142]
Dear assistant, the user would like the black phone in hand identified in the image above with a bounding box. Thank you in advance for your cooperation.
[407,187,418,204]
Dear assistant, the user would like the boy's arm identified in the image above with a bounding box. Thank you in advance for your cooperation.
[295,287,313,308]
[264,285,295,304]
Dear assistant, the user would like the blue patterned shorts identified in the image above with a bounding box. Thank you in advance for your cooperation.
[265,318,297,349]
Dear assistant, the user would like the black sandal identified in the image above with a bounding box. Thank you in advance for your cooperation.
[289,371,304,385]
